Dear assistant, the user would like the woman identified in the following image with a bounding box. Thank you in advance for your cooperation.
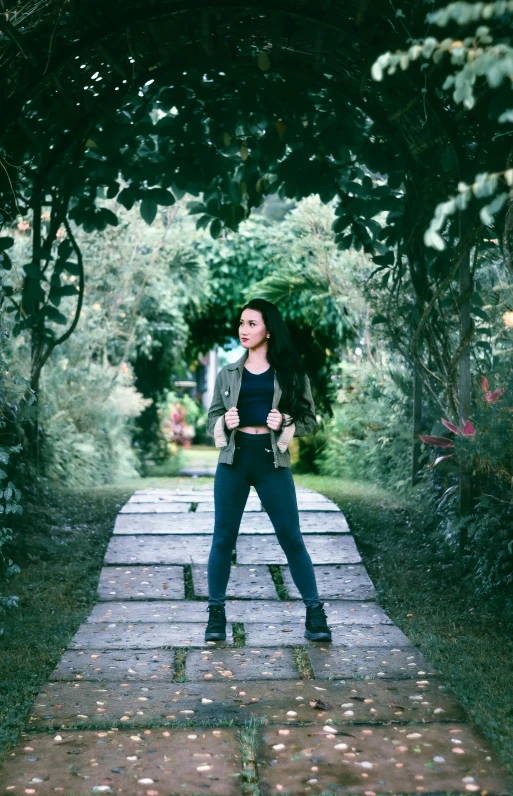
[205,298,332,643]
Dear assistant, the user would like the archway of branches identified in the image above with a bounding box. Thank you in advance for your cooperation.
[0,0,506,493]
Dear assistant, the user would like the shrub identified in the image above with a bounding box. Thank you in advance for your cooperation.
[158,390,206,457]
[419,373,513,592]
[40,358,148,486]
[315,359,415,492]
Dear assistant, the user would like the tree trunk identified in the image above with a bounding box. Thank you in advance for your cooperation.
[412,366,422,486]
[458,212,472,552]
[23,178,43,471]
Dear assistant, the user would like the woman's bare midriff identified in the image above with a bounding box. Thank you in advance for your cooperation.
[237,425,270,434]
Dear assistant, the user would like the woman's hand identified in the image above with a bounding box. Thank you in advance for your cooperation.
[267,408,283,431]
[224,406,240,430]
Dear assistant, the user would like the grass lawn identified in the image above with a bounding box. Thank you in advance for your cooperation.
[1,467,512,782]
[296,474,513,779]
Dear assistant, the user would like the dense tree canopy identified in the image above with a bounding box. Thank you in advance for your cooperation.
[1,0,512,424]
[2,0,513,558]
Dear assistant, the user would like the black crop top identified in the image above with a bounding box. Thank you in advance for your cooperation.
[237,366,275,427]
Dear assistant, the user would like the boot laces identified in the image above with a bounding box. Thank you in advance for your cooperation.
[309,604,328,629]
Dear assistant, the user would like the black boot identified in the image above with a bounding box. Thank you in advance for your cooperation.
[305,602,332,641]
[205,605,226,641]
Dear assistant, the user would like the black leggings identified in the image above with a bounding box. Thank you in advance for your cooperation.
[207,431,321,608]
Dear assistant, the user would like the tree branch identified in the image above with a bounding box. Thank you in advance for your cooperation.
[31,216,84,388]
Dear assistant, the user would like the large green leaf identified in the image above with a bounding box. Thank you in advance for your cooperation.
[117,187,136,210]
[100,208,119,227]
[43,305,68,324]
[149,188,175,206]
[210,218,222,239]
[140,198,158,225]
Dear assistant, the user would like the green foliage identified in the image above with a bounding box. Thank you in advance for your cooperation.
[5,200,200,478]
[0,287,24,623]
[418,365,513,590]
[316,359,416,492]
[39,358,145,486]
[0,510,22,625]
[1,1,512,449]
[158,390,207,455]
[186,196,362,413]
[1,0,513,597]
[373,2,513,247]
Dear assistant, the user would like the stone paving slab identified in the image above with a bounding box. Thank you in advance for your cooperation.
[105,534,360,565]
[124,498,263,512]
[120,502,193,513]
[293,493,337,502]
[245,623,410,647]
[282,564,376,600]
[134,487,215,495]
[73,621,408,650]
[89,602,211,623]
[48,649,175,681]
[121,499,261,514]
[113,511,350,534]
[307,646,438,679]
[256,723,512,795]
[192,564,279,598]
[128,493,219,503]
[97,565,185,600]
[194,501,340,513]
[71,622,234,649]
[195,499,262,512]
[87,600,392,625]
[105,535,213,564]
[132,487,316,497]
[240,511,350,534]
[237,534,362,564]
[296,502,340,511]
[239,513,347,531]
[0,728,241,795]
[185,648,299,681]
[25,678,466,729]
[224,600,392,625]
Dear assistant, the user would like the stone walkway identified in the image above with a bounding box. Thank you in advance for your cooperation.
[1,484,511,795]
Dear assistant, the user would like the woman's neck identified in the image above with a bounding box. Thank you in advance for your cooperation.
[246,346,269,368]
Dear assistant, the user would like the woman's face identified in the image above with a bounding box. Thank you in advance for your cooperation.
[239,309,268,350]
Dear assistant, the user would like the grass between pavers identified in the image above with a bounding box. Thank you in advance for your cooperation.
[268,564,290,600]
[174,647,188,682]
[295,474,513,778]
[232,621,246,647]
[0,476,212,766]
[239,716,263,796]
[183,563,196,599]
[292,647,315,680]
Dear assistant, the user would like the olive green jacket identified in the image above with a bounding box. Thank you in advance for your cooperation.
[207,352,317,468]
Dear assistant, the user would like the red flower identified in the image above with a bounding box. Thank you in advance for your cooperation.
[461,420,476,437]
[484,388,505,403]
[441,418,459,434]
[419,435,455,448]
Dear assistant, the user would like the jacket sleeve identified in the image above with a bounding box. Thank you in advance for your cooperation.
[207,370,227,440]
[293,374,317,437]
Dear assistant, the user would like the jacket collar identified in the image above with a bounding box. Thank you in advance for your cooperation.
[227,351,248,371]
[228,350,282,406]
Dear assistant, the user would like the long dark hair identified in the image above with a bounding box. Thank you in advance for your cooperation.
[240,298,310,423]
